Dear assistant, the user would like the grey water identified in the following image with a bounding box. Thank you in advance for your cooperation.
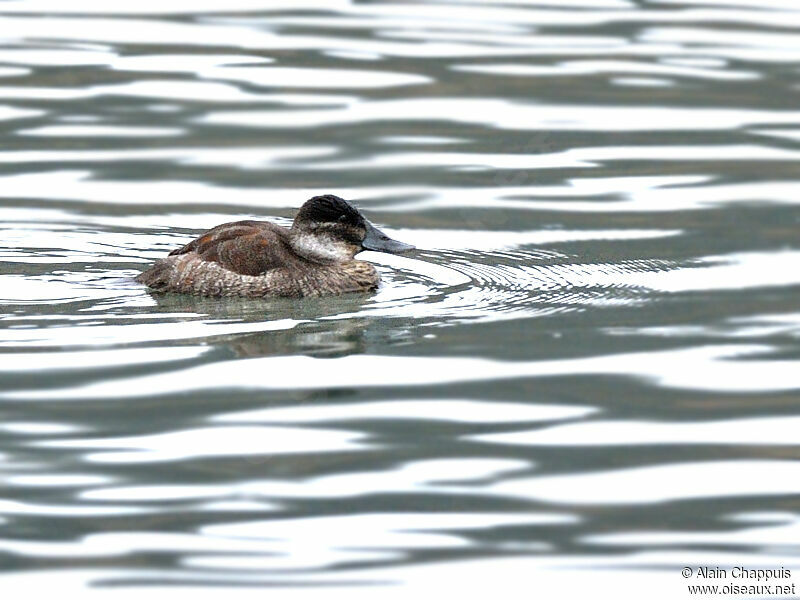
[1,0,800,597]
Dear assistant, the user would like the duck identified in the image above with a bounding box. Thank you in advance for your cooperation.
[135,194,415,298]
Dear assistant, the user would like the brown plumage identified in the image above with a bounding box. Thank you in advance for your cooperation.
[135,195,414,298]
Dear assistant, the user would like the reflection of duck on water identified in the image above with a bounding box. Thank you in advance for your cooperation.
[227,319,373,359]
[136,195,415,298]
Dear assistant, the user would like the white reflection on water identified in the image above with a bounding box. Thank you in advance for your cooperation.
[305,145,800,172]
[0,66,29,77]
[0,81,300,102]
[376,135,467,145]
[0,347,206,371]
[111,53,272,72]
[474,416,800,446]
[614,251,800,291]
[0,273,145,305]
[0,529,309,559]
[643,27,800,62]
[727,511,797,523]
[586,513,800,547]
[0,422,82,434]
[610,77,672,87]
[486,460,800,504]
[385,228,680,250]
[0,512,563,570]
[0,171,361,205]
[393,180,800,213]
[82,485,242,502]
[752,128,800,142]
[453,59,758,80]
[40,425,368,463]
[65,459,535,500]
[195,512,569,568]
[606,312,800,339]
[5,171,800,214]
[0,106,44,120]
[0,316,301,347]
[18,125,185,138]
[190,66,431,88]
[9,345,799,400]
[0,499,148,517]
[201,99,800,131]
[214,399,595,424]
[0,147,339,167]
[3,474,111,487]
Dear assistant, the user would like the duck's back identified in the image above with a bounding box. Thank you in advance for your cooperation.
[136,220,378,298]
[167,220,291,275]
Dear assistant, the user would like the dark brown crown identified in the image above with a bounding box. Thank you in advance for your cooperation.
[294,195,365,228]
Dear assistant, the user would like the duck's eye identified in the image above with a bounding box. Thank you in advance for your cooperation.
[337,215,349,223]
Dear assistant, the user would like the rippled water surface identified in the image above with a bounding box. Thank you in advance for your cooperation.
[2,0,800,597]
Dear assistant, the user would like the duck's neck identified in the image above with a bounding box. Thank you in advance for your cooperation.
[289,230,358,264]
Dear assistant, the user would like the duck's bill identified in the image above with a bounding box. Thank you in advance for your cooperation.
[362,221,415,254]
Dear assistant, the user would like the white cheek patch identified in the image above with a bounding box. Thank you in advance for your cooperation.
[292,232,353,261]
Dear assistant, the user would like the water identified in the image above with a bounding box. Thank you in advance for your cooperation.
[1,0,800,597]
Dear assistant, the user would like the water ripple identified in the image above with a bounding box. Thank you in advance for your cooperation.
[2,0,800,594]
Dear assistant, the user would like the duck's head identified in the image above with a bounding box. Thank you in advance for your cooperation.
[290,194,415,262]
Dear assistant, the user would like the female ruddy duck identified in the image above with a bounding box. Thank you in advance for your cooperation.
[136,194,414,298]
